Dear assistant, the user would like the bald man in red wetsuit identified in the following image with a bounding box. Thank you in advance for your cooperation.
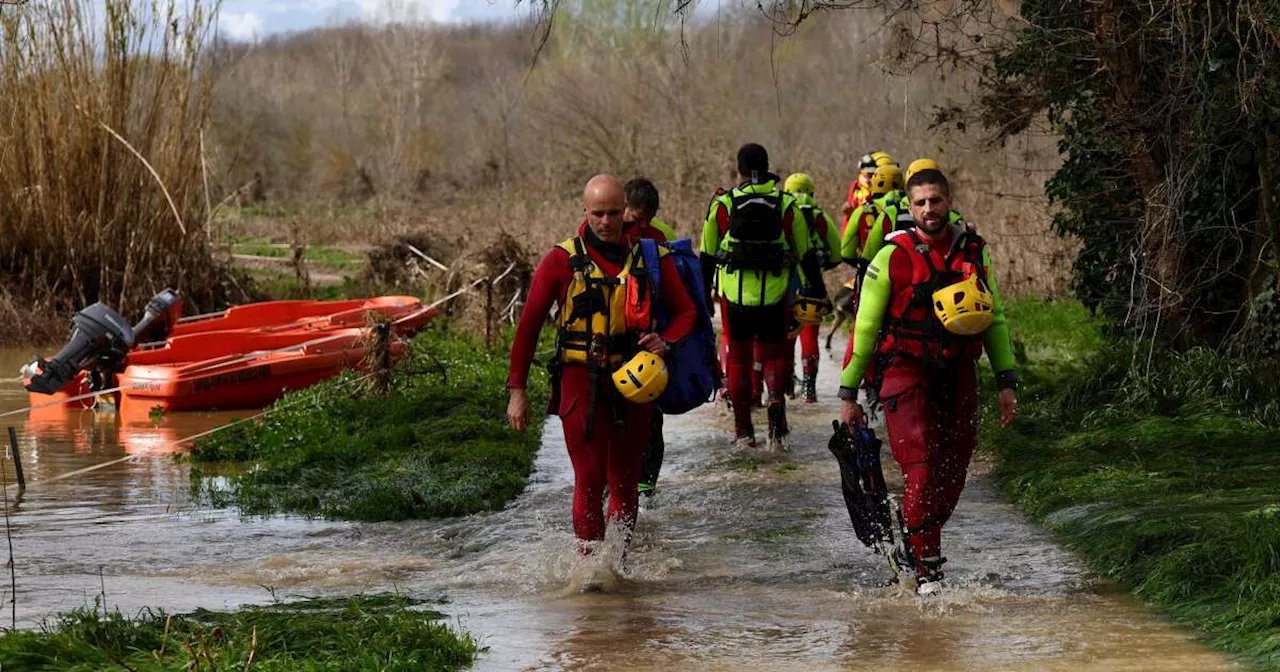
[507,174,697,559]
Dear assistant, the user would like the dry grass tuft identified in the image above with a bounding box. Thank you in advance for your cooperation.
[0,0,252,344]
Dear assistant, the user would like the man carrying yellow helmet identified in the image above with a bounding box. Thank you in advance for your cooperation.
[837,168,1018,596]
[507,174,698,560]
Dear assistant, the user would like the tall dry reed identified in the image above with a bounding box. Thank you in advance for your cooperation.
[0,0,247,343]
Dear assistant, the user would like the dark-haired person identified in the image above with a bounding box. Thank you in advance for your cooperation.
[624,177,674,497]
[838,169,1018,595]
[701,143,827,451]
[624,177,676,243]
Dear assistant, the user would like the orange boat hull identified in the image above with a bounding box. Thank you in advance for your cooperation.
[120,328,407,412]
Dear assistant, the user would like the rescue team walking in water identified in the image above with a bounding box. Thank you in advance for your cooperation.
[506,174,697,558]
[838,168,1018,595]
[503,154,1017,599]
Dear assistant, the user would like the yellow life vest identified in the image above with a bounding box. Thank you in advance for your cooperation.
[555,236,660,366]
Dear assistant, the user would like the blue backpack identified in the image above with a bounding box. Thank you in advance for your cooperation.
[637,238,721,415]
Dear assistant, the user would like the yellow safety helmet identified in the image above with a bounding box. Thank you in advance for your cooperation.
[794,296,829,325]
[872,151,897,168]
[784,172,816,195]
[932,274,995,336]
[905,158,941,182]
[612,352,669,403]
[870,165,904,196]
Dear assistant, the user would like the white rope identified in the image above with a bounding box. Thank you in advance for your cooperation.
[38,370,381,485]
[0,384,133,420]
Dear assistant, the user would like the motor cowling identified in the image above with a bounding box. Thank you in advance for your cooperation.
[24,303,136,395]
[133,289,183,344]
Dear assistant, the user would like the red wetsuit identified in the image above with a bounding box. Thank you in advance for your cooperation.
[709,199,798,439]
[507,223,697,544]
[876,234,980,568]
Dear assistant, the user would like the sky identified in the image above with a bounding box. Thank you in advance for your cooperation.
[216,0,732,42]
[217,0,532,42]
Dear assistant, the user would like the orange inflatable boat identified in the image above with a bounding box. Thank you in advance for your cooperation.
[24,291,438,412]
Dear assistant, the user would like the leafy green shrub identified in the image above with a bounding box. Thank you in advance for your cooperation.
[985,298,1280,669]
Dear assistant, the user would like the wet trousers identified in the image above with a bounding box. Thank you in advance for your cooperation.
[558,365,652,543]
[639,410,665,488]
[751,339,796,401]
[720,299,790,438]
[879,360,979,572]
[799,324,820,377]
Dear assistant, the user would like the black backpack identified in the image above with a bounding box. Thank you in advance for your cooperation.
[725,189,785,273]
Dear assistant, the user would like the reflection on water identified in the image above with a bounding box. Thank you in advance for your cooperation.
[0,348,1244,670]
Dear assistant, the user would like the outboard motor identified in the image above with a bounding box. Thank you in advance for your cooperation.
[24,303,136,395]
[133,289,183,345]
[23,289,183,395]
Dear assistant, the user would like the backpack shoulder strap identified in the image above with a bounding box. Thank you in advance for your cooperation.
[637,239,663,300]
[560,237,592,274]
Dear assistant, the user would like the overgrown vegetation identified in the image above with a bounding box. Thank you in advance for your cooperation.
[0,594,479,670]
[203,3,1068,297]
[983,299,1280,670]
[0,0,254,344]
[186,324,550,521]
[978,0,1280,346]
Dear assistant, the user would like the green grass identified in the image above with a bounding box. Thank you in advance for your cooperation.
[986,299,1280,670]
[0,594,478,671]
[233,238,366,270]
[186,324,550,521]
[245,269,370,301]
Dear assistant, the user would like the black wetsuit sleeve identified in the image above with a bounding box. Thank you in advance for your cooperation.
[800,255,828,299]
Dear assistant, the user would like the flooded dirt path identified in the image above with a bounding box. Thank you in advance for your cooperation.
[0,348,1245,670]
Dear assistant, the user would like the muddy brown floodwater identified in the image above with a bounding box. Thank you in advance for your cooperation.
[0,347,1247,670]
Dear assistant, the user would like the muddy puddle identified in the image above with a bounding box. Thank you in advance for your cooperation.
[0,347,1246,670]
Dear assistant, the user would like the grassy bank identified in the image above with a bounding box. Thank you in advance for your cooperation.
[985,299,1280,669]
[0,594,477,670]
[187,324,550,521]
